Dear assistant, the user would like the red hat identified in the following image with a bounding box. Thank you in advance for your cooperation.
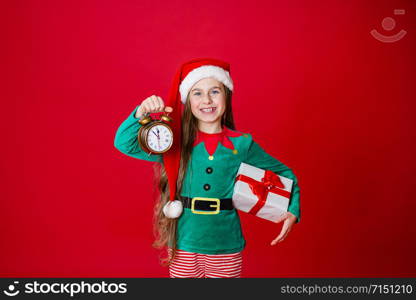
[161,58,234,218]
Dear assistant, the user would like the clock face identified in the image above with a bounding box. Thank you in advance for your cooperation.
[146,124,173,153]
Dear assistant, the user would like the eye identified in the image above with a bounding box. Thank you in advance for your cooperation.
[193,92,201,96]
[210,90,220,94]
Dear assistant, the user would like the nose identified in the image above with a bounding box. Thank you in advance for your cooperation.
[202,93,213,104]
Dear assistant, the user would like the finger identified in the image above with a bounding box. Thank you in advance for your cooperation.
[144,96,153,105]
[271,232,287,245]
[271,222,291,245]
[164,106,173,113]
[152,98,161,112]
[142,102,151,114]
[271,229,286,246]
[155,96,164,112]
[277,231,289,243]
[148,96,156,112]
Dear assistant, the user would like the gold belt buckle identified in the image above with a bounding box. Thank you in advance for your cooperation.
[191,197,220,215]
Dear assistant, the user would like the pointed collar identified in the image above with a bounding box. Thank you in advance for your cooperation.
[193,126,243,156]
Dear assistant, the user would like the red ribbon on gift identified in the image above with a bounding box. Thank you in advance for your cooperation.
[235,170,291,216]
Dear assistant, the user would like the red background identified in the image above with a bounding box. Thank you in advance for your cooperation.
[1,0,415,277]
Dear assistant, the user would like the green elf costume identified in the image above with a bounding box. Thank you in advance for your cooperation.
[114,58,300,255]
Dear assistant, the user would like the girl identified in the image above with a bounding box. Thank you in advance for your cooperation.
[114,58,300,278]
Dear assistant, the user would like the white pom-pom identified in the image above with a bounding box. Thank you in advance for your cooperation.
[162,200,183,218]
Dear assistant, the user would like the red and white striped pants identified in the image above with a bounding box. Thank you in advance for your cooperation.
[168,248,243,278]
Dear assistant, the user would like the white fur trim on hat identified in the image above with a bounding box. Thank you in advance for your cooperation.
[179,65,234,103]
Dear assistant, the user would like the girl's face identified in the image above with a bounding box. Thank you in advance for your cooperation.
[188,77,226,128]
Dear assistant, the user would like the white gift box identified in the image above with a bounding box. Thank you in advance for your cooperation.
[232,162,293,223]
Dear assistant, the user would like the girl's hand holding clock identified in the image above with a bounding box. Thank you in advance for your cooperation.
[135,95,173,119]
[135,95,174,155]
[270,212,297,246]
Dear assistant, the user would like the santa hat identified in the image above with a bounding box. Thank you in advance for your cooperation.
[161,58,234,218]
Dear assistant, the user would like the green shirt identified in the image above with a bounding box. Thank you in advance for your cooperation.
[114,105,301,254]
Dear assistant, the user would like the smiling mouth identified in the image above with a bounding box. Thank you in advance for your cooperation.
[200,107,216,113]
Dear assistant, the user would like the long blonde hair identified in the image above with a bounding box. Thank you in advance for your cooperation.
[151,84,235,266]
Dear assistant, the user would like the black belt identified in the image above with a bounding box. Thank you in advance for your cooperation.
[181,197,234,214]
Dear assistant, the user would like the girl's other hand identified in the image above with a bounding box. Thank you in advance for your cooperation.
[135,95,173,118]
[270,212,297,246]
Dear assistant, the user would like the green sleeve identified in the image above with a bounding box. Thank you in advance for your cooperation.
[114,105,163,163]
[243,135,301,223]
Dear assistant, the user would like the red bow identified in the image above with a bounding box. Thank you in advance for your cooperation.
[235,170,290,216]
